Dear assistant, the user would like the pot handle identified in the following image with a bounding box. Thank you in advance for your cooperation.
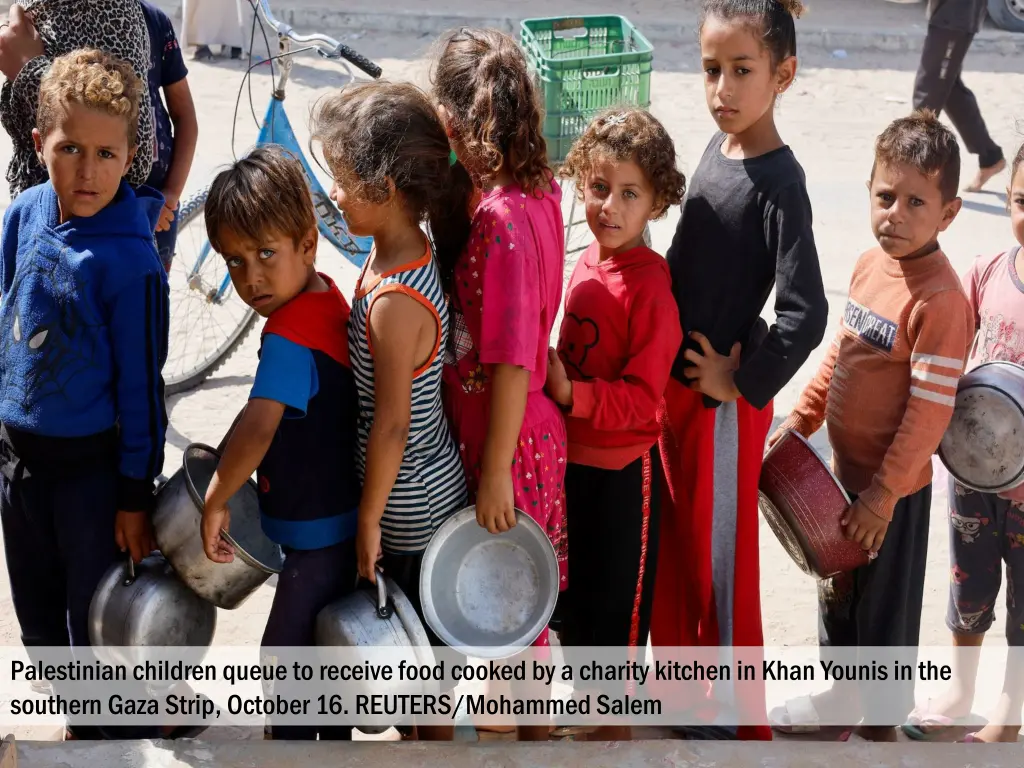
[374,567,393,620]
[123,557,136,587]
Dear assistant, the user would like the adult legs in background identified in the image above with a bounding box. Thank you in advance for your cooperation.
[913,24,1005,190]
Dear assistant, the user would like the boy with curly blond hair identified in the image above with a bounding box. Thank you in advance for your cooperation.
[0,49,168,739]
[544,108,686,742]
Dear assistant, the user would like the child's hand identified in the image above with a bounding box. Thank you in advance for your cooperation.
[841,500,887,556]
[766,426,788,451]
[156,205,176,233]
[476,469,517,534]
[357,520,383,583]
[115,510,156,564]
[201,505,235,564]
[683,332,741,402]
[545,347,572,407]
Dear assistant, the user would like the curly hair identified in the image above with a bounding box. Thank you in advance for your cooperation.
[37,48,143,147]
[432,27,552,196]
[310,81,473,292]
[1013,140,1024,184]
[873,109,961,202]
[205,145,317,254]
[560,109,686,218]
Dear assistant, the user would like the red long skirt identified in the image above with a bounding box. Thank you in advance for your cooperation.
[650,378,773,741]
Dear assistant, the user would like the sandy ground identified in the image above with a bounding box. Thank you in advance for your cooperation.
[0,16,1023,742]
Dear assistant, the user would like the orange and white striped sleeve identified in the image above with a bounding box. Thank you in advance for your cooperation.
[858,289,974,521]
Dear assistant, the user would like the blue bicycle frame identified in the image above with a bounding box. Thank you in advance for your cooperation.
[193,75,373,302]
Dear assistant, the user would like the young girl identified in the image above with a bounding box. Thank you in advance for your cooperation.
[651,0,828,741]
[545,109,685,742]
[432,27,567,741]
[902,142,1024,744]
[311,81,471,741]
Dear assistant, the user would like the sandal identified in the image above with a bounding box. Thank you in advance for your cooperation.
[901,700,970,741]
[768,695,821,734]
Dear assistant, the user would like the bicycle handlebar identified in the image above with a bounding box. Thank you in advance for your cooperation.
[251,0,383,79]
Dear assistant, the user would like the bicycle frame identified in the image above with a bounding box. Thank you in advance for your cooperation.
[191,36,373,303]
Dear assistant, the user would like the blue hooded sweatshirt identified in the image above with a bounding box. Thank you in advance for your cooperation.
[0,181,169,511]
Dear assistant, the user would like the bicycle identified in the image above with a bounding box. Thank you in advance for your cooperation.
[163,0,382,395]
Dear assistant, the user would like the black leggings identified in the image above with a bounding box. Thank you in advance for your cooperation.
[560,449,662,690]
[261,540,357,741]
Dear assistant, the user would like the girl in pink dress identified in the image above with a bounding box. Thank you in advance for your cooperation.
[433,31,567,739]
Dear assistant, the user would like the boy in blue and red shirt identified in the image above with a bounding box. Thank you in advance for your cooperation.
[200,145,359,742]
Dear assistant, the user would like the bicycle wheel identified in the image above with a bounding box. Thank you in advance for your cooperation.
[163,188,259,396]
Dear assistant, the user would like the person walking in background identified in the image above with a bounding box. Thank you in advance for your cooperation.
[914,0,1006,192]
[181,0,245,61]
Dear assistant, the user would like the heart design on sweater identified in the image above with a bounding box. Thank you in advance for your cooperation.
[561,313,600,379]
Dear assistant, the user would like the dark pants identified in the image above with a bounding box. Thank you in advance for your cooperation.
[0,461,157,739]
[947,477,1024,645]
[561,449,662,694]
[261,540,357,741]
[913,25,1003,169]
[818,484,931,722]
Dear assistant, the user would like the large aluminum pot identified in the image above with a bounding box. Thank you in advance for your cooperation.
[759,430,869,580]
[939,361,1024,493]
[315,572,437,735]
[153,443,283,610]
[89,554,216,671]
[419,506,558,659]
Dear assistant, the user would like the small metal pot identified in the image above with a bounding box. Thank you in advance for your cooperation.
[89,554,217,671]
[315,572,437,734]
[153,443,283,610]
[940,361,1024,493]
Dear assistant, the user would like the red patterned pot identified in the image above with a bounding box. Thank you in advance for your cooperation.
[759,430,869,580]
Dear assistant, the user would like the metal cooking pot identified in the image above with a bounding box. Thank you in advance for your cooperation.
[315,572,438,735]
[939,361,1024,493]
[419,507,559,659]
[153,443,284,610]
[89,554,217,671]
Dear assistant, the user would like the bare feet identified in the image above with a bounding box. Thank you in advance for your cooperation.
[964,158,1007,193]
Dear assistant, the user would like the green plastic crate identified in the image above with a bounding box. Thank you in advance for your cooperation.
[521,15,654,164]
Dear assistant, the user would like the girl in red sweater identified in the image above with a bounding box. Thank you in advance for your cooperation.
[546,109,685,742]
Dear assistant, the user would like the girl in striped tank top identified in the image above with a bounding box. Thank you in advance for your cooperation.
[312,83,472,742]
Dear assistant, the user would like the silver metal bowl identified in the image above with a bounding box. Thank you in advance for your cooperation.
[419,506,558,659]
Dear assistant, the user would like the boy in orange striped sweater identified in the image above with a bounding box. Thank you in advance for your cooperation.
[769,111,975,742]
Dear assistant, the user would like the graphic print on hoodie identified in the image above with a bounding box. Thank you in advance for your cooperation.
[0,180,169,509]
[556,243,683,470]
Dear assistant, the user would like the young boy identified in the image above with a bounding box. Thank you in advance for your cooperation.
[0,49,168,739]
[770,110,975,742]
[139,0,199,270]
[199,145,359,742]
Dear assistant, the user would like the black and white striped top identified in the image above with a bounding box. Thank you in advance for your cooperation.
[349,245,467,554]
